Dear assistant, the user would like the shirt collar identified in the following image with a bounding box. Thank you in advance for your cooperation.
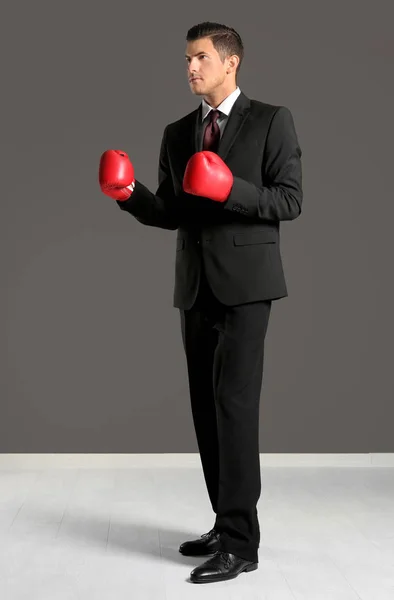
[201,86,241,121]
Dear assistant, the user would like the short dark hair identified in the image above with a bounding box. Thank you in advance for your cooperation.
[186,22,244,77]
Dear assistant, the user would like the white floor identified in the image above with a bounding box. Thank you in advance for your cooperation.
[0,465,393,599]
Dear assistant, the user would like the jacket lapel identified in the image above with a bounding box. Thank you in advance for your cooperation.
[192,91,251,162]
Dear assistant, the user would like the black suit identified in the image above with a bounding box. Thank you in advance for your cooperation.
[117,90,303,562]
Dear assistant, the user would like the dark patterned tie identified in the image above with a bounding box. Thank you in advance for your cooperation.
[203,109,221,152]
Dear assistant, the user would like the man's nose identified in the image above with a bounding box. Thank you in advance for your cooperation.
[188,59,199,73]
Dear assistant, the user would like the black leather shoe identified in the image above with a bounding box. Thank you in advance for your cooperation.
[179,527,221,556]
[189,551,258,583]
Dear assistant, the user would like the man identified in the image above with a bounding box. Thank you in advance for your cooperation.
[99,21,303,584]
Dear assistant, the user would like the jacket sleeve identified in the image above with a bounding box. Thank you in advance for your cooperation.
[222,106,303,222]
[116,125,180,230]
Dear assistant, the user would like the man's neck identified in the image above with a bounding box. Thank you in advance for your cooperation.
[203,84,237,109]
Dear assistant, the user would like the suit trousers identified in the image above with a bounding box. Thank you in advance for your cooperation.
[179,259,272,563]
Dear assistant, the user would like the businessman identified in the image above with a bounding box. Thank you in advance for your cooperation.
[99,21,303,584]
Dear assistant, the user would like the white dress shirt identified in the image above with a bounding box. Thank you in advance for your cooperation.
[198,86,241,150]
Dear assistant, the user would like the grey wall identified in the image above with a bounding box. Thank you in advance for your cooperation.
[2,1,393,452]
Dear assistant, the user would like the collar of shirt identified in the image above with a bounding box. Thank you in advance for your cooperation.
[201,86,241,122]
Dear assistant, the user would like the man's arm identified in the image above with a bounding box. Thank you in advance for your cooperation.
[222,107,303,222]
[116,125,180,230]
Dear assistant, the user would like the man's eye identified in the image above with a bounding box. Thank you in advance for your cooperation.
[185,55,207,62]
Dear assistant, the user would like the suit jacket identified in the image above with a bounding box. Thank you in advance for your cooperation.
[117,90,303,309]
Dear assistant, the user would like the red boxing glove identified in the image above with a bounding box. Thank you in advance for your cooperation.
[99,149,135,201]
[183,151,233,203]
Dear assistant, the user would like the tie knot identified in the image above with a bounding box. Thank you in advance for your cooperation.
[209,109,221,123]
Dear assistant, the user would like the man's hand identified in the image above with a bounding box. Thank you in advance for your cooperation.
[99,149,135,201]
[183,151,233,203]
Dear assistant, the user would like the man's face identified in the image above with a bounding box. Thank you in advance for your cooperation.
[185,37,230,96]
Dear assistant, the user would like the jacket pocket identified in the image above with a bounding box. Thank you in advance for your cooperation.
[233,231,276,246]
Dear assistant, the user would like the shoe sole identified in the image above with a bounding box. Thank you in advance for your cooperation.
[179,548,218,556]
[190,561,258,583]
